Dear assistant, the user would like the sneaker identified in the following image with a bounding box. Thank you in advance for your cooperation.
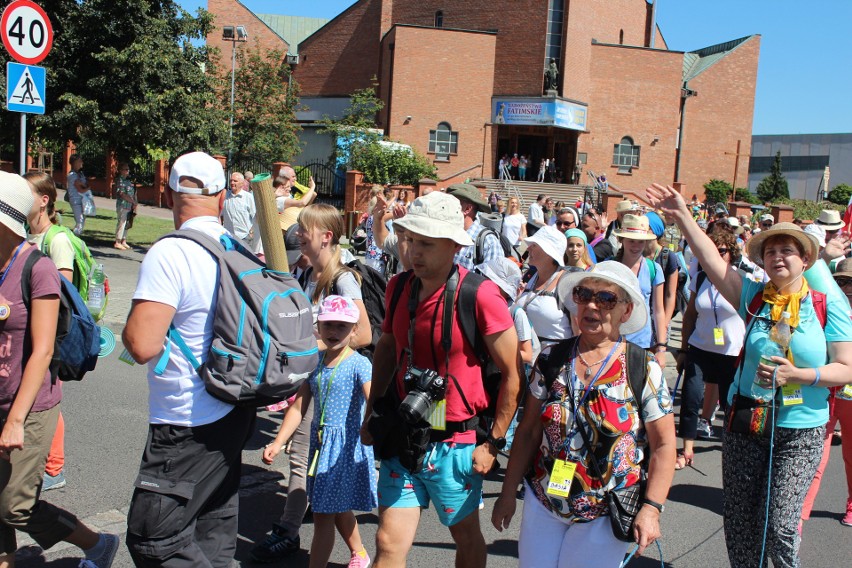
[79,533,119,568]
[348,549,371,568]
[842,499,852,527]
[250,525,300,563]
[696,418,716,440]
[43,471,67,492]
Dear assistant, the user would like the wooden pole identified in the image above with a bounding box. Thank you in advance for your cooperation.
[732,139,741,200]
[250,173,289,272]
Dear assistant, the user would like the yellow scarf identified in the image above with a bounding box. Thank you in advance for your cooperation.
[762,278,809,328]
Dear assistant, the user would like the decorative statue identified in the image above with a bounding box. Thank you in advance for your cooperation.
[544,58,559,93]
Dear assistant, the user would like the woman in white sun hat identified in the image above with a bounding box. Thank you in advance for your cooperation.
[517,225,572,351]
[0,172,119,566]
[493,261,675,566]
[613,214,668,366]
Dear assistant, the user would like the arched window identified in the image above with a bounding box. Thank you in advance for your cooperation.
[429,121,458,161]
[435,10,444,28]
[612,136,640,172]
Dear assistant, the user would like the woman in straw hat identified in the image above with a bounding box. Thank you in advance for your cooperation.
[0,172,118,566]
[613,214,668,367]
[492,261,676,566]
[648,183,852,567]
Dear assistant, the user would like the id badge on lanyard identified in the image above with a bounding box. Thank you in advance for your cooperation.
[547,459,578,497]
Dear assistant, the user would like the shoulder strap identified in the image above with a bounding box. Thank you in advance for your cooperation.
[387,270,413,324]
[474,228,497,266]
[645,258,657,283]
[811,289,827,329]
[20,249,45,310]
[660,247,669,268]
[457,271,485,355]
[625,342,649,420]
[42,224,62,253]
[744,289,764,326]
[159,229,226,261]
[540,336,581,392]
[695,270,708,295]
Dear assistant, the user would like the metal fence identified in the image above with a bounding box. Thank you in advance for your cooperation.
[73,139,108,179]
[294,160,346,209]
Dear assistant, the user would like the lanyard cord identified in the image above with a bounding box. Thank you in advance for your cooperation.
[520,267,563,311]
[316,346,350,431]
[0,241,26,289]
[710,284,720,327]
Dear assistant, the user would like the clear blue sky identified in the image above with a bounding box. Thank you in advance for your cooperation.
[179,0,852,135]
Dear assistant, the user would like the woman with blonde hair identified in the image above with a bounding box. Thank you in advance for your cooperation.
[563,228,594,270]
[501,196,527,247]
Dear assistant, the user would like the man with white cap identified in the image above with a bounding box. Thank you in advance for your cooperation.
[123,152,255,566]
[362,192,521,568]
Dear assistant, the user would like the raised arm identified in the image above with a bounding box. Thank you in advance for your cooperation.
[646,184,742,308]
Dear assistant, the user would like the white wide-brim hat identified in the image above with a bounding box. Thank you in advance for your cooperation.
[556,261,648,335]
[477,257,522,301]
[524,225,567,265]
[394,192,473,246]
[0,172,34,239]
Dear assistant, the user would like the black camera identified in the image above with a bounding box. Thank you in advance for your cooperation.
[398,366,447,424]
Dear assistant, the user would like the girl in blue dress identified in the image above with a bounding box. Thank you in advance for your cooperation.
[263,295,377,568]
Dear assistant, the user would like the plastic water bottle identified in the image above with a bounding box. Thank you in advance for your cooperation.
[752,311,792,402]
[87,263,106,316]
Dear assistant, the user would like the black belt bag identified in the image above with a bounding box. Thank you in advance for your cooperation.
[726,394,777,439]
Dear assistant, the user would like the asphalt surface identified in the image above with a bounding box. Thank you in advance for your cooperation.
[12,209,852,567]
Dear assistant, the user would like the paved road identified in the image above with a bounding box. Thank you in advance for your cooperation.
[14,235,852,567]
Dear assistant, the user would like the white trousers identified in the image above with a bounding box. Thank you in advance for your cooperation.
[518,482,630,568]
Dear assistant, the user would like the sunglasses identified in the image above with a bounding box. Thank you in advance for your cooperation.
[572,286,628,310]
[556,220,576,228]
[717,248,730,255]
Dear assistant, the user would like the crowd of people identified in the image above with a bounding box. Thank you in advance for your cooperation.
[0,151,851,568]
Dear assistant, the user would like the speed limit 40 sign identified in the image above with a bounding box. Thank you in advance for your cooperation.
[1,0,53,65]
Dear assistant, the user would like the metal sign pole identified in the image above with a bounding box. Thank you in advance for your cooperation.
[19,113,25,175]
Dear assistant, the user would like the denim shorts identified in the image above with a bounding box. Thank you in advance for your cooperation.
[377,442,481,527]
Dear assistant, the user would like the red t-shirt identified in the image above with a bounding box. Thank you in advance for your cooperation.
[0,246,61,413]
[382,268,513,442]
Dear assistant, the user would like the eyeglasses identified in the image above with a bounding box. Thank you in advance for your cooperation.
[761,222,772,227]
[556,220,576,228]
[572,285,629,310]
[717,248,730,255]
[835,277,852,288]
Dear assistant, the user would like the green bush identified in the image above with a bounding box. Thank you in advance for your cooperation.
[827,184,852,206]
[703,179,732,205]
[775,198,843,221]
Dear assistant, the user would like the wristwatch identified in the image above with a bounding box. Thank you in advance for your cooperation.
[485,433,507,451]
[642,498,665,513]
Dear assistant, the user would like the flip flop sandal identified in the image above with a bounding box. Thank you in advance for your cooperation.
[675,449,694,470]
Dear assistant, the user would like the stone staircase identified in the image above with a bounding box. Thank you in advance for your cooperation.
[472,178,595,213]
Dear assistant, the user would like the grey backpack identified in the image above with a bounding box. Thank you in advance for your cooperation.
[154,230,318,407]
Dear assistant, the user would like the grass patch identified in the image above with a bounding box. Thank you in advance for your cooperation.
[55,203,174,248]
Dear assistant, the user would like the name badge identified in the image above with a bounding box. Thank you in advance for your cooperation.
[428,400,447,431]
[842,384,852,398]
[546,459,577,497]
[308,449,319,477]
[713,327,724,346]
[781,384,803,406]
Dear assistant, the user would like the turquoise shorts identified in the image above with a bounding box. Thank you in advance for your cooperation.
[377,442,482,527]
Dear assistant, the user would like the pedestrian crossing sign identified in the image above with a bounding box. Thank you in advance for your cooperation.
[6,61,44,114]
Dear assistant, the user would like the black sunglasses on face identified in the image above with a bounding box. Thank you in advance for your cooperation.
[572,285,628,310]
[717,248,729,255]
[556,220,576,228]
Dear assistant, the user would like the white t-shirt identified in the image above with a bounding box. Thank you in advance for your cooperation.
[687,270,745,356]
[528,202,544,226]
[28,229,75,272]
[133,216,233,426]
[518,272,572,346]
[222,190,256,240]
[502,213,525,245]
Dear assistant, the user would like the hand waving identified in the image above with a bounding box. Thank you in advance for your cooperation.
[824,231,851,261]
[646,184,688,222]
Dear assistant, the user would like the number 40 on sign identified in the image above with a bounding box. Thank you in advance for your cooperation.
[1,0,53,65]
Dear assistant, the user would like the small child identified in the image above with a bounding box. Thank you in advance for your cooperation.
[263,295,376,568]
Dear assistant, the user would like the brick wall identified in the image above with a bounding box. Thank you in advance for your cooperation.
[295,0,384,96]
[380,26,497,185]
[678,36,761,200]
[584,43,683,194]
[207,0,289,69]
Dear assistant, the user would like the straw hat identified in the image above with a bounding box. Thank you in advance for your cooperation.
[745,222,819,269]
[613,214,656,241]
[556,261,648,335]
[832,258,852,279]
[615,199,638,214]
[814,209,844,231]
[0,172,34,239]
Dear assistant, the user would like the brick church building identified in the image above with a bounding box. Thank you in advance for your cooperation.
[208,0,760,199]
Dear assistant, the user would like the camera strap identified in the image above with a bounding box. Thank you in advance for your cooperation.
[406,267,475,416]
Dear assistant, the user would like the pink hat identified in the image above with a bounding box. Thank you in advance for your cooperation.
[317,295,360,323]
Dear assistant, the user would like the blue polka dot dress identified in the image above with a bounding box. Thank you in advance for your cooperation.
[307,351,377,514]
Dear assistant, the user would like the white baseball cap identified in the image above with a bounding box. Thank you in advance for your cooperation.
[168,152,226,195]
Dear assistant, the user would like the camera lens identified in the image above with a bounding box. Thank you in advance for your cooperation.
[398,391,433,424]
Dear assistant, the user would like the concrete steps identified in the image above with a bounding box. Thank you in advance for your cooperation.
[472,178,594,211]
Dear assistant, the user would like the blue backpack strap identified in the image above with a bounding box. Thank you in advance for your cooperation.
[154,324,202,375]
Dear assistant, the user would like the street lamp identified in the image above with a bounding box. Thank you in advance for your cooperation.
[222,25,248,172]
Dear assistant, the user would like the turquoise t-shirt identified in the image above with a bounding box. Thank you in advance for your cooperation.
[625,258,664,349]
[731,275,852,428]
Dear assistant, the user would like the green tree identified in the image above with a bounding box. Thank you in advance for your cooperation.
[755,151,790,202]
[228,47,302,165]
[827,183,852,206]
[703,179,732,205]
[319,84,435,185]
[5,0,227,164]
